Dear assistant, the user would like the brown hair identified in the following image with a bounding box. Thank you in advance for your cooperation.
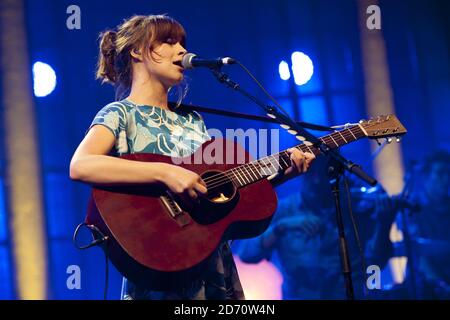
[96,14,186,101]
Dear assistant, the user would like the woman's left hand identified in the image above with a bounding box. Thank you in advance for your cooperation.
[284,148,316,177]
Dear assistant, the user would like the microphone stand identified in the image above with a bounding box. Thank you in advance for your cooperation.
[209,66,378,300]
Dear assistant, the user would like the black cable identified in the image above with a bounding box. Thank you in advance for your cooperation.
[235,60,293,119]
[343,176,368,298]
[72,222,109,300]
[72,222,108,249]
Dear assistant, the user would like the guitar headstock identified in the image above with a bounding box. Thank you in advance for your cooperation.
[359,115,407,141]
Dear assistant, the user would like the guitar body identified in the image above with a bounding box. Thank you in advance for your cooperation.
[86,138,277,290]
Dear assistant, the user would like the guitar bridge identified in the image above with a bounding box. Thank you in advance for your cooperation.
[160,192,191,227]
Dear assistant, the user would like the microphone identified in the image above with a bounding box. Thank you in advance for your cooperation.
[181,53,236,69]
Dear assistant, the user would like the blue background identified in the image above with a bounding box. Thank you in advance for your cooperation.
[0,0,449,299]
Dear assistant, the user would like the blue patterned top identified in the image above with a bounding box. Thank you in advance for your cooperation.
[89,99,245,300]
[90,99,210,157]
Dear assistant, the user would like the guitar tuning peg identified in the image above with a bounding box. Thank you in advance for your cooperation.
[376,139,382,146]
[386,138,393,144]
[396,137,402,143]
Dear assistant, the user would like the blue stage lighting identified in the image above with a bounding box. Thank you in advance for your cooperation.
[291,51,314,86]
[278,60,291,80]
[32,62,57,97]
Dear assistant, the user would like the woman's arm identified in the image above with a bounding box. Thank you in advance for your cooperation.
[70,125,168,185]
[70,125,207,199]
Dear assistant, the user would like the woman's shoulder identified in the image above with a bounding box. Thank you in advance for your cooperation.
[96,100,132,117]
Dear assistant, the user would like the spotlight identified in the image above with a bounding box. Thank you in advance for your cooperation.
[278,60,291,80]
[32,61,57,97]
[291,51,314,86]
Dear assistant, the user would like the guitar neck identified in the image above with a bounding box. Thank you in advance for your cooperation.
[222,124,367,188]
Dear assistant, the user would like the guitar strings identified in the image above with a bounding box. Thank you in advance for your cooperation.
[199,119,396,190]
[202,144,335,191]
[201,128,361,190]
[204,153,290,191]
[201,130,359,191]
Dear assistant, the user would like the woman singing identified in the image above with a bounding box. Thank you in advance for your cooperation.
[70,14,315,300]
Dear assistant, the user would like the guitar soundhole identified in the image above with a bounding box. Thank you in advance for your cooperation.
[202,170,237,203]
[187,170,240,225]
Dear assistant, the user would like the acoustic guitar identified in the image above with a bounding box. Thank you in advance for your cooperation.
[85,115,406,289]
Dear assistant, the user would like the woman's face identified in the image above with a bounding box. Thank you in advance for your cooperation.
[144,38,187,89]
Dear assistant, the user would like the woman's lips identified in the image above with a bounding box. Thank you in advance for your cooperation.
[173,61,183,68]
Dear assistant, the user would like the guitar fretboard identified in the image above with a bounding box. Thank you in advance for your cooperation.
[209,125,366,189]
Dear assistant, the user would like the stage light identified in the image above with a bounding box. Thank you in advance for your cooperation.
[234,255,282,300]
[291,51,314,86]
[278,60,291,80]
[32,62,56,97]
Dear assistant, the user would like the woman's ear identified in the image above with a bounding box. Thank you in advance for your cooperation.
[130,48,143,61]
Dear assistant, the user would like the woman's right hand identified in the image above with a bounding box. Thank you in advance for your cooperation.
[160,164,208,204]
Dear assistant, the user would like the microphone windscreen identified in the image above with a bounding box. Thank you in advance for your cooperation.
[181,53,196,69]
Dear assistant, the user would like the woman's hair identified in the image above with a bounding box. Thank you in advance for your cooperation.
[96,14,187,102]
